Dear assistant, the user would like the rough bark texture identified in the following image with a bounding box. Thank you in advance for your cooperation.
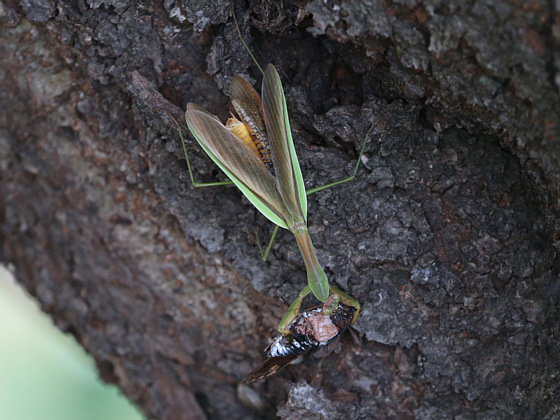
[1,0,559,419]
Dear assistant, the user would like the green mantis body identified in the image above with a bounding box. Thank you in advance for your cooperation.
[183,63,366,332]
[186,65,328,299]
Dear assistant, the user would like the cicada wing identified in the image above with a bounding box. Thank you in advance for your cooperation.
[241,353,303,384]
[185,103,288,229]
[261,64,307,225]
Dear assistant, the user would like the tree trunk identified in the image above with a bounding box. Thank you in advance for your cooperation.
[1,1,559,419]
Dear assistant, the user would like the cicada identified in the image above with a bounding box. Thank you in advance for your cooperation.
[242,294,356,384]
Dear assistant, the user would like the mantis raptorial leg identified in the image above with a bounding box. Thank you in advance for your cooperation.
[277,284,362,334]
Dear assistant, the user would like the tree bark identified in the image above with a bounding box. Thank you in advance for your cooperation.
[1,0,559,419]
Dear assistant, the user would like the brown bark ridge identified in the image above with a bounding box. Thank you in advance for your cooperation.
[1,0,559,418]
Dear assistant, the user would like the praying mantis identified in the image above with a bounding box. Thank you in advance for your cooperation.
[176,8,373,381]
[183,63,369,333]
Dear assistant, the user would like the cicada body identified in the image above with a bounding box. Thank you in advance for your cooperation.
[242,295,356,384]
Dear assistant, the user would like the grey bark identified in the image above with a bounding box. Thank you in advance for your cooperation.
[1,0,559,419]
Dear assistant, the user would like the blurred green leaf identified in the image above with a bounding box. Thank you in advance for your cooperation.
[0,266,145,420]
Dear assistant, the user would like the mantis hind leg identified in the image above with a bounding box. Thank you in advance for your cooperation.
[168,112,234,188]
[305,125,374,196]
[256,225,280,261]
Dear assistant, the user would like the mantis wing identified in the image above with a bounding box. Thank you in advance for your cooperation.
[230,75,268,145]
[185,103,289,229]
[262,64,307,226]
[262,65,330,302]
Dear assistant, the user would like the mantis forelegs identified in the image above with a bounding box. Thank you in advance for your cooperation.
[277,285,312,334]
[277,285,361,334]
